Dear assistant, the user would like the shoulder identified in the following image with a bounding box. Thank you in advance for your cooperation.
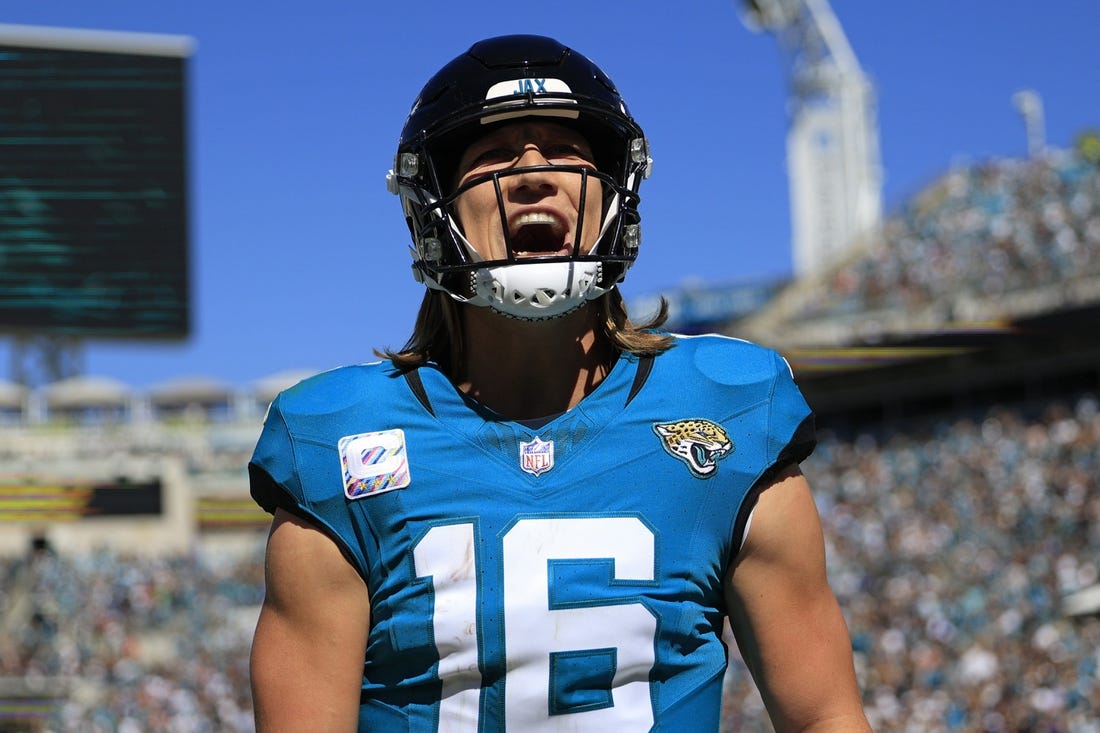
[249,361,413,558]
[655,333,794,395]
[647,334,814,465]
[269,361,404,420]
[255,360,413,478]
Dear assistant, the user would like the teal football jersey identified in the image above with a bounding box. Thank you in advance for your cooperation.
[250,334,815,732]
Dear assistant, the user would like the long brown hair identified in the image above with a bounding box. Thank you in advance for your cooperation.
[378,288,673,380]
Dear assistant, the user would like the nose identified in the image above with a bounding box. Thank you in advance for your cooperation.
[508,144,556,196]
[516,143,551,167]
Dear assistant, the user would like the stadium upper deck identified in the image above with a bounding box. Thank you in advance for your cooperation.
[736,146,1100,349]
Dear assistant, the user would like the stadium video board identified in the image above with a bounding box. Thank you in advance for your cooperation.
[0,24,192,338]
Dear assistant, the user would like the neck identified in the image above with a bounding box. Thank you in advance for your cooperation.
[456,302,615,420]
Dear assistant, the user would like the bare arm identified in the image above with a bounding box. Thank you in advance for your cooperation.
[725,466,871,733]
[251,508,371,732]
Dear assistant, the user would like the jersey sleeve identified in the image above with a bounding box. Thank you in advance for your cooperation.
[728,348,817,557]
[247,388,375,578]
[248,396,302,516]
[765,349,816,477]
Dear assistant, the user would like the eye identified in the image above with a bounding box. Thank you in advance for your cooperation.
[473,147,515,164]
[456,145,518,187]
[465,146,517,172]
[545,143,594,165]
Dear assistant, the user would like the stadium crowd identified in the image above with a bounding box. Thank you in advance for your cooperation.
[0,541,264,732]
[725,391,1100,732]
[0,389,1096,731]
[801,148,1100,319]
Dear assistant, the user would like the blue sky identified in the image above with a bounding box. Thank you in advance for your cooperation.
[2,0,1097,389]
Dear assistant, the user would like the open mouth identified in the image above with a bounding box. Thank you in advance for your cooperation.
[509,212,571,257]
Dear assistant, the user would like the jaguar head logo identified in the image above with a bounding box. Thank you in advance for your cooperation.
[653,419,733,478]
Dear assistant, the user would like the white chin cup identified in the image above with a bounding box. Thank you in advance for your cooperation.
[471,261,606,320]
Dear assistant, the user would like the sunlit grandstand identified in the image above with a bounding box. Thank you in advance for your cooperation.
[737,144,1100,350]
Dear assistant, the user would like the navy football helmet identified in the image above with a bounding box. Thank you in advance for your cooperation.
[388,34,652,319]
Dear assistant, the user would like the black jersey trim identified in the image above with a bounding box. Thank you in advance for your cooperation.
[248,462,371,583]
[728,413,817,559]
[625,354,654,407]
[777,413,817,468]
[403,368,436,416]
[248,461,288,516]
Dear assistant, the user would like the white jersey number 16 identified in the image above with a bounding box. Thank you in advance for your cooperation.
[413,517,657,732]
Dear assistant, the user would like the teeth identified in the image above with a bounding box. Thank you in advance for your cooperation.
[510,211,568,254]
[516,212,560,227]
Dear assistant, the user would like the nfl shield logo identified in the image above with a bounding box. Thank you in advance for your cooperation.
[519,436,555,477]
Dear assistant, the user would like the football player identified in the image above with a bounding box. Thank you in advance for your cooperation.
[249,34,870,732]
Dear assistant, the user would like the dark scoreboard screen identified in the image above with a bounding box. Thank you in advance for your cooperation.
[0,25,191,338]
